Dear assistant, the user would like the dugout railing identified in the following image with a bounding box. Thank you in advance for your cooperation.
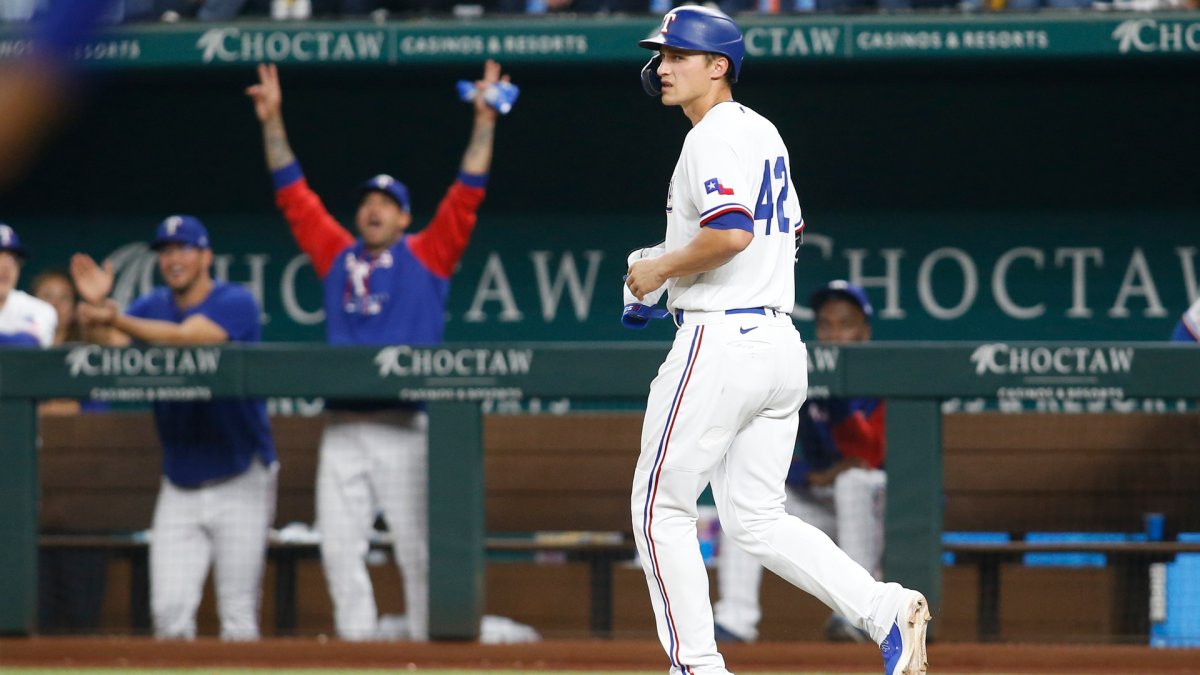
[3,341,1199,638]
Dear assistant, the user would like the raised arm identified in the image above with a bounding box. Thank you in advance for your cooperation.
[246,64,352,278]
[407,61,511,278]
[459,59,506,177]
[246,63,296,171]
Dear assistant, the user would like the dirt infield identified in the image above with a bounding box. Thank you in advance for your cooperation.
[2,637,1199,673]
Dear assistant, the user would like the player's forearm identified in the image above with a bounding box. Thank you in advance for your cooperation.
[261,116,296,171]
[111,314,226,345]
[81,322,131,347]
[459,115,495,176]
[110,314,187,344]
[657,228,752,279]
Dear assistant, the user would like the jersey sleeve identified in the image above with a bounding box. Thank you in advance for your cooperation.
[683,133,754,230]
[197,287,260,343]
[829,398,886,469]
[273,162,355,280]
[1172,299,1200,342]
[406,173,487,279]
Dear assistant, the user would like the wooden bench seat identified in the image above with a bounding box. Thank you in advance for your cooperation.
[942,411,1200,642]
[37,411,642,637]
[36,409,1200,642]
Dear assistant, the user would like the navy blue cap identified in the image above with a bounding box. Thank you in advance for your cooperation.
[360,174,410,212]
[0,223,26,259]
[151,215,210,251]
[809,280,873,320]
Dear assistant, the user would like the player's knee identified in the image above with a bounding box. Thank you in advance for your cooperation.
[720,515,767,552]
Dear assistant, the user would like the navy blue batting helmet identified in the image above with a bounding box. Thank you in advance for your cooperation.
[639,6,745,96]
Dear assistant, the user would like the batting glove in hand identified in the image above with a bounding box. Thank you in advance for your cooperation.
[457,80,520,115]
[622,302,670,330]
[622,244,669,329]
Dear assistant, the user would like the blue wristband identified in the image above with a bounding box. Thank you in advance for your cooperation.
[272,161,304,191]
[458,172,488,189]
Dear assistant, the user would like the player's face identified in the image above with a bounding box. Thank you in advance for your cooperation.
[156,244,210,293]
[815,298,871,344]
[34,275,76,335]
[656,46,725,107]
[0,251,19,301]
[356,191,412,254]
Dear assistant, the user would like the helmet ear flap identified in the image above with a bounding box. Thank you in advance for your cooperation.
[641,54,663,96]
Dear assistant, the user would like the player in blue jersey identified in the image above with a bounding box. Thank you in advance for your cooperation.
[246,60,510,641]
[71,216,277,640]
[0,223,58,347]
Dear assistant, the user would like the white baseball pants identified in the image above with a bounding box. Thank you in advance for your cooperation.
[714,467,888,641]
[317,410,428,641]
[150,459,277,640]
[631,317,905,674]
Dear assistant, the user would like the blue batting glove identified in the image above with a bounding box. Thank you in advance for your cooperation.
[622,303,670,330]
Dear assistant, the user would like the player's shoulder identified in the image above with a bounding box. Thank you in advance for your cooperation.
[8,289,55,318]
[1184,297,1200,320]
[691,102,779,145]
[709,101,773,127]
[207,281,259,308]
[1177,297,1200,342]
[684,108,744,149]
[127,286,173,316]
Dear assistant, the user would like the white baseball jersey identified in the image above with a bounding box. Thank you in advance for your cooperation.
[0,290,57,347]
[633,100,922,675]
[663,101,803,314]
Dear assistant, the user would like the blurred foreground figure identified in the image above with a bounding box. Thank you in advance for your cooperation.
[0,0,114,186]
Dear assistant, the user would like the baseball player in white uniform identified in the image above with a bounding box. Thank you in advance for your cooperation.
[625,8,930,675]
[0,224,58,348]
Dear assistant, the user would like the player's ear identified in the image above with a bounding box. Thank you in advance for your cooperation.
[711,56,729,81]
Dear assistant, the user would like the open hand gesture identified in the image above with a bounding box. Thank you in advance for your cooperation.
[245,63,283,123]
[69,253,114,305]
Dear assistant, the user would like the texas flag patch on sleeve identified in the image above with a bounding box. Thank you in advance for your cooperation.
[704,177,734,195]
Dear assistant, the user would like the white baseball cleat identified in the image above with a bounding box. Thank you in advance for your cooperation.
[879,590,931,675]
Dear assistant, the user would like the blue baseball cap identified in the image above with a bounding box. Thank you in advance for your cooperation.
[0,223,26,259]
[360,174,410,212]
[809,280,873,320]
[151,215,210,251]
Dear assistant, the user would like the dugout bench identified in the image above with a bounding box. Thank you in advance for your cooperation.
[940,411,1200,642]
[37,530,636,637]
[33,411,641,637]
[7,342,1200,639]
[33,407,1200,642]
